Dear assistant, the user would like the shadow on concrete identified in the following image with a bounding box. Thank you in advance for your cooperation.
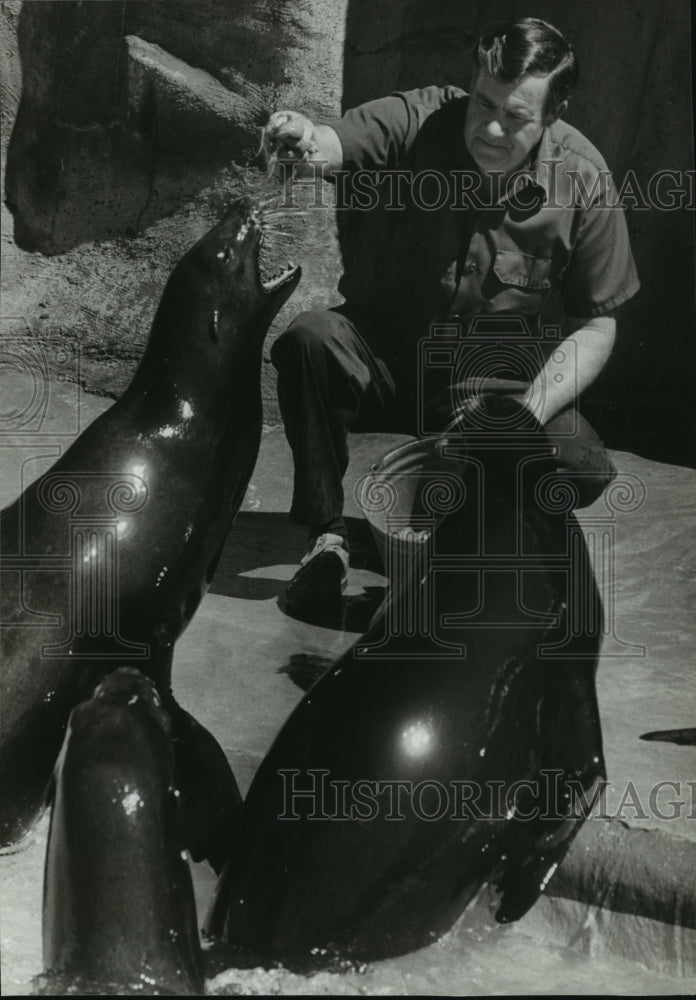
[277,653,334,692]
[279,586,386,635]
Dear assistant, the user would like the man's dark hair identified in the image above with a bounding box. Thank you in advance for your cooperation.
[475,17,579,115]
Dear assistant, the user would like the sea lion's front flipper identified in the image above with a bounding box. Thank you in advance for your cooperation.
[492,774,602,923]
[168,698,243,873]
[493,660,606,923]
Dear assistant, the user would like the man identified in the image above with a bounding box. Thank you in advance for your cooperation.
[263,16,640,617]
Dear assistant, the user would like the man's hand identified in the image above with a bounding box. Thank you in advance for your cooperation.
[261,111,319,171]
[260,111,344,179]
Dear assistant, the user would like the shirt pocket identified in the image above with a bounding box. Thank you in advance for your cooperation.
[492,250,553,290]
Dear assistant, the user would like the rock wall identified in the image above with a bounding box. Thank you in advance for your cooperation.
[1,0,346,405]
[1,0,694,464]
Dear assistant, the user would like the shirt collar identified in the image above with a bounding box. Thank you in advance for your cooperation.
[486,130,551,216]
[529,126,555,196]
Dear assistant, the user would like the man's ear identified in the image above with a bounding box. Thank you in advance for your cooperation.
[546,98,568,125]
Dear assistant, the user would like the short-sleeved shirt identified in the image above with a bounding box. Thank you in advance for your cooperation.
[330,86,640,343]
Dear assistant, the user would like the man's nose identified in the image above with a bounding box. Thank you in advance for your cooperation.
[485,119,505,139]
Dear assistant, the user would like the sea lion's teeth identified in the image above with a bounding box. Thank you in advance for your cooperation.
[262,260,299,291]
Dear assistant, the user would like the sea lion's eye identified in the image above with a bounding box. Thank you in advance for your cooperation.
[216,246,233,263]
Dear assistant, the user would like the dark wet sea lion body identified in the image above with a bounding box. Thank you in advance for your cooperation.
[41,669,204,995]
[0,198,301,849]
[206,403,606,966]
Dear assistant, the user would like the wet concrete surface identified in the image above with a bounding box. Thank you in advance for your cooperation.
[1,376,695,991]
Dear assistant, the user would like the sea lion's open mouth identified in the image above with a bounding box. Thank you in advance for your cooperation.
[255,200,302,296]
[261,263,300,294]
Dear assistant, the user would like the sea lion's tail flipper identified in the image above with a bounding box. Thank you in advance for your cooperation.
[168,699,243,874]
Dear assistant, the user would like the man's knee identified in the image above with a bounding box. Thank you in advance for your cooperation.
[544,407,617,508]
[554,462,616,509]
[270,311,338,369]
[552,436,617,508]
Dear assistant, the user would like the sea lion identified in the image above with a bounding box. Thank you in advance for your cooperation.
[0,196,301,861]
[205,397,606,966]
[41,668,204,995]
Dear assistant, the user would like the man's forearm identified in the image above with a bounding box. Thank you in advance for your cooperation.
[522,316,616,425]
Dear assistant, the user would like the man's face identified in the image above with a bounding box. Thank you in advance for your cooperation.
[464,67,559,178]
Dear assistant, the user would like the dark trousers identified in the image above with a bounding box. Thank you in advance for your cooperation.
[270,306,616,528]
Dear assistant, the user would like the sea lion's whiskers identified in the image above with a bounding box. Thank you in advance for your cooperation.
[257,195,282,210]
[263,205,307,212]
[263,217,306,226]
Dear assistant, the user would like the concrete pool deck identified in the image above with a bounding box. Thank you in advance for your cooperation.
[1,375,695,987]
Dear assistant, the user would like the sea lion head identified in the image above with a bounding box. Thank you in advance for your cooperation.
[90,667,172,737]
[157,197,301,351]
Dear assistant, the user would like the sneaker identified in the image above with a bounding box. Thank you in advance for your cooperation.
[284,533,349,616]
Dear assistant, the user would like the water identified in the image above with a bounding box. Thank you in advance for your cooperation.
[0,816,689,996]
